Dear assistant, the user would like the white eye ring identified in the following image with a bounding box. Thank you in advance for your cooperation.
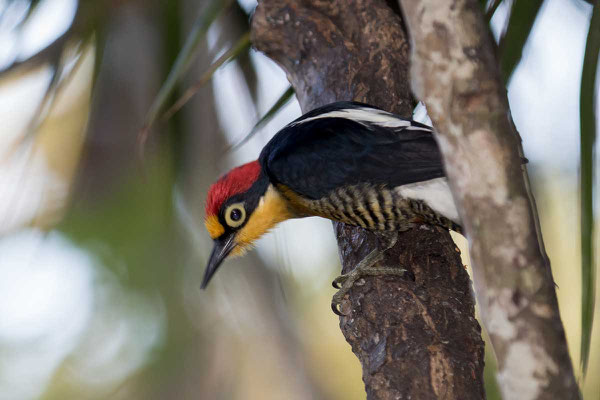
[224,203,246,228]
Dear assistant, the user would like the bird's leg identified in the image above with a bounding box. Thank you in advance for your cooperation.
[331,233,405,315]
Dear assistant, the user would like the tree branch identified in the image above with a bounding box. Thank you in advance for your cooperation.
[252,1,485,398]
[397,0,580,398]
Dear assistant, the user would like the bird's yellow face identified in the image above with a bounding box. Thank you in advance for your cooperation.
[202,183,293,288]
[205,185,292,255]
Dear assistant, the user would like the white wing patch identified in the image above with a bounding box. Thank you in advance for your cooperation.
[394,178,460,223]
[292,107,427,129]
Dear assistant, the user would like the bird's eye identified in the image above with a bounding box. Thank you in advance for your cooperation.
[224,203,246,228]
[230,209,242,221]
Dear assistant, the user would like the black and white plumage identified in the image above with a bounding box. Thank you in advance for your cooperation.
[259,101,461,231]
[202,101,461,289]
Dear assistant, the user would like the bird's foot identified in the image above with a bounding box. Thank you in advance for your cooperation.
[331,247,405,316]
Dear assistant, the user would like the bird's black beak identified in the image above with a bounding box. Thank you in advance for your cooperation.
[201,234,237,289]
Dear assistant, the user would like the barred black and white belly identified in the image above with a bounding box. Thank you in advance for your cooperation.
[279,178,462,233]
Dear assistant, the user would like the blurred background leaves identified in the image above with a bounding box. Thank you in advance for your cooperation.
[0,0,597,399]
[579,0,599,374]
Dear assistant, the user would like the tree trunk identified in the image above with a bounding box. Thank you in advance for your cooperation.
[252,1,485,398]
[397,1,580,399]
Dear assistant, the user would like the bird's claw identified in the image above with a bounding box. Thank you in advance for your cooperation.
[331,274,354,315]
[332,275,345,289]
[331,265,407,316]
[331,246,408,316]
[331,298,344,316]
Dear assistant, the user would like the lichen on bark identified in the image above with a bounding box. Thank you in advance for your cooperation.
[398,0,580,399]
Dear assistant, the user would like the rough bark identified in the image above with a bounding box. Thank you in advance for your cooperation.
[252,1,485,398]
[397,1,579,399]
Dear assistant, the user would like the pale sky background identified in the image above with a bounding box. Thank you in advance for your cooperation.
[0,0,597,398]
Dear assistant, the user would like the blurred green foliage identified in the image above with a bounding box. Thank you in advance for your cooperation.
[579,0,599,375]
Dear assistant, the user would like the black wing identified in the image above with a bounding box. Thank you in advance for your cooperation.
[259,102,445,200]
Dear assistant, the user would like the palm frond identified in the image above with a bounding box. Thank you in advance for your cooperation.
[485,0,503,22]
[161,31,251,122]
[579,0,599,377]
[229,86,295,151]
[137,0,235,156]
[0,1,93,79]
[499,0,545,83]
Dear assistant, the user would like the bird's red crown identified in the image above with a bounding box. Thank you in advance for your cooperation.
[206,160,261,217]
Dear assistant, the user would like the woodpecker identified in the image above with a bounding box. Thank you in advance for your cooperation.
[202,102,461,311]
